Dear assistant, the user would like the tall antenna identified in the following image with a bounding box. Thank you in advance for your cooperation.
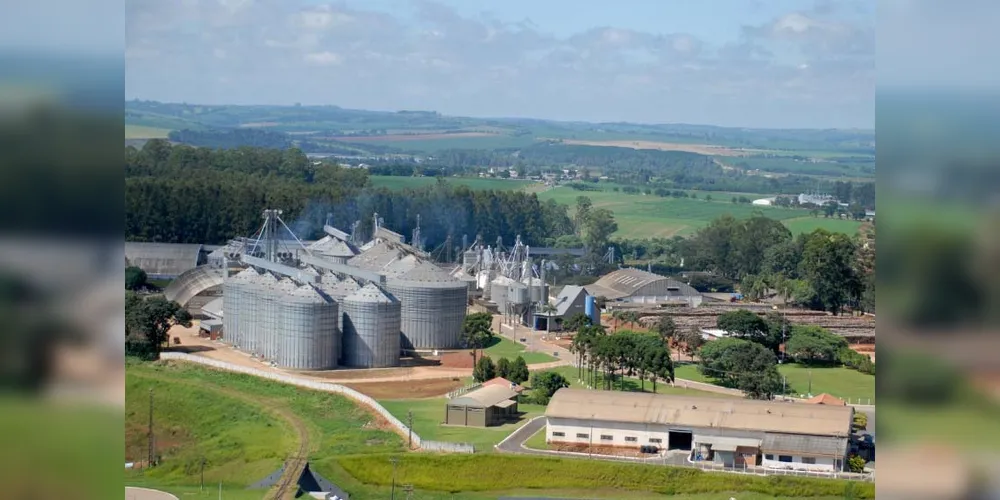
[412,214,422,252]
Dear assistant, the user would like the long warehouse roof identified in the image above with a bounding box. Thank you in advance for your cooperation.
[545,389,852,437]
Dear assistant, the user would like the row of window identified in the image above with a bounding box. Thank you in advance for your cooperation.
[550,432,660,444]
[763,454,817,464]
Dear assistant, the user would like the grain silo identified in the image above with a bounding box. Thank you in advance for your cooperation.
[523,277,549,305]
[251,272,281,360]
[341,283,401,368]
[264,278,300,361]
[490,275,515,311]
[222,267,257,349]
[387,261,468,350]
[508,281,530,306]
[276,284,339,370]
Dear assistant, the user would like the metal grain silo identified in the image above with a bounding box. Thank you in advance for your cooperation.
[387,261,468,350]
[265,278,300,362]
[523,277,548,304]
[250,272,280,360]
[490,275,515,310]
[242,271,275,357]
[223,267,256,348]
[276,284,338,370]
[508,281,529,306]
[341,283,401,368]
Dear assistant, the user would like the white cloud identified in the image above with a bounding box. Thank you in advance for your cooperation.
[125,0,875,128]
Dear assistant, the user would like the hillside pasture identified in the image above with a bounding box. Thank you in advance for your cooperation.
[783,217,863,236]
[538,186,804,238]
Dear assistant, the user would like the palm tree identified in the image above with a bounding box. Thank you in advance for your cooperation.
[622,311,641,330]
[611,310,624,332]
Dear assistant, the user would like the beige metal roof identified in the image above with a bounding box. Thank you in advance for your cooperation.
[589,268,699,299]
[545,389,853,437]
[449,385,518,408]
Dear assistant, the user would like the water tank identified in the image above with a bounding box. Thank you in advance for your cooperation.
[490,276,515,310]
[585,295,600,326]
[276,285,339,370]
[387,262,468,350]
[341,283,401,368]
[508,282,529,305]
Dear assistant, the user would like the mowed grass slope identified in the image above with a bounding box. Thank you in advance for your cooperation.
[537,187,803,238]
[379,398,546,451]
[483,336,556,364]
[369,175,538,191]
[125,360,404,494]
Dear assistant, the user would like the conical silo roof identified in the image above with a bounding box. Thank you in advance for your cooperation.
[391,261,465,288]
[344,283,398,304]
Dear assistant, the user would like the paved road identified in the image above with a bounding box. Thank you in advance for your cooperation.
[125,487,179,500]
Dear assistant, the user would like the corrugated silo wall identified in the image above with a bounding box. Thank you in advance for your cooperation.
[222,280,238,346]
[491,282,508,310]
[341,299,401,368]
[389,282,467,350]
[244,283,261,355]
[276,298,338,370]
[262,288,281,361]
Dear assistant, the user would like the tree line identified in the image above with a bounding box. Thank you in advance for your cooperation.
[567,321,676,393]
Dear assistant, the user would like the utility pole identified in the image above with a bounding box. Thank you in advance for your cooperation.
[407,411,413,449]
[390,457,399,500]
[147,388,155,468]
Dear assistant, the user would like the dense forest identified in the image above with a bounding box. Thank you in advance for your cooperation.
[125,141,574,247]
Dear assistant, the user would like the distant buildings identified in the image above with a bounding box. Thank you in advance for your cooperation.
[585,268,702,307]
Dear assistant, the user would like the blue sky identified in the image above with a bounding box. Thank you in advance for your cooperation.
[126,0,878,128]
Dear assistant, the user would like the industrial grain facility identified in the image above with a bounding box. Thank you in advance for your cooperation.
[445,384,519,427]
[544,389,853,472]
[585,268,701,306]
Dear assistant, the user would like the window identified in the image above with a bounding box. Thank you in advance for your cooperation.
[649,438,662,444]
[625,436,638,443]
[600,435,613,441]
[552,432,565,437]
[576,433,589,439]
[764,454,774,460]
[778,455,793,463]
[802,457,816,464]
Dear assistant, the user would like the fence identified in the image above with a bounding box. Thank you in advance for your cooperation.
[420,441,475,454]
[158,353,423,448]
[446,382,482,399]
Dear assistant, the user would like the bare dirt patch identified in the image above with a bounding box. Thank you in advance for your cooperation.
[553,139,763,157]
[328,132,494,142]
[344,378,467,399]
[440,350,476,369]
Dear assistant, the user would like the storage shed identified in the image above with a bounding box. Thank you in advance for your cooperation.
[445,385,519,427]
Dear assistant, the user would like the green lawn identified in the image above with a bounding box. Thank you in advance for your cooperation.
[125,124,172,139]
[523,426,550,450]
[537,186,809,238]
[546,365,737,398]
[369,175,538,191]
[675,363,875,403]
[378,398,546,452]
[783,216,863,236]
[483,336,556,364]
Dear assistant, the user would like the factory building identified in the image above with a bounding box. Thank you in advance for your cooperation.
[545,389,853,472]
[532,285,591,331]
[585,268,702,306]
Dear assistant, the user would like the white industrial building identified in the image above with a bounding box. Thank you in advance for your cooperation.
[544,389,854,472]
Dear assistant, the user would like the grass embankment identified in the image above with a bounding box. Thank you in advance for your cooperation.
[674,364,876,403]
[523,427,551,450]
[537,187,808,239]
[379,398,546,451]
[368,175,537,191]
[125,360,404,496]
[483,336,556,364]
[338,454,874,498]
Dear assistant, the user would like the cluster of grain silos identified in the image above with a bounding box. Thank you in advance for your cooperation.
[219,235,470,370]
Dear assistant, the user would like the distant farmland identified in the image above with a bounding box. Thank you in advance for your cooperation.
[369,175,538,191]
[537,186,858,239]
[125,124,171,139]
[552,139,765,157]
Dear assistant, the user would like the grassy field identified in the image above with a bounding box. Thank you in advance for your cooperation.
[483,336,556,364]
[349,134,539,151]
[378,398,546,452]
[524,426,550,450]
[673,363,876,403]
[125,360,404,493]
[783,216,863,236]
[537,186,805,238]
[369,175,538,191]
[125,124,172,139]
[338,454,874,498]
[547,365,736,398]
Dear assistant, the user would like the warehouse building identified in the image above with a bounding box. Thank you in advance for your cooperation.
[445,384,519,427]
[585,268,702,306]
[544,389,853,472]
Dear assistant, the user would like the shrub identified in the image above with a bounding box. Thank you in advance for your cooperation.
[852,412,868,431]
[848,454,867,473]
[839,347,875,375]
